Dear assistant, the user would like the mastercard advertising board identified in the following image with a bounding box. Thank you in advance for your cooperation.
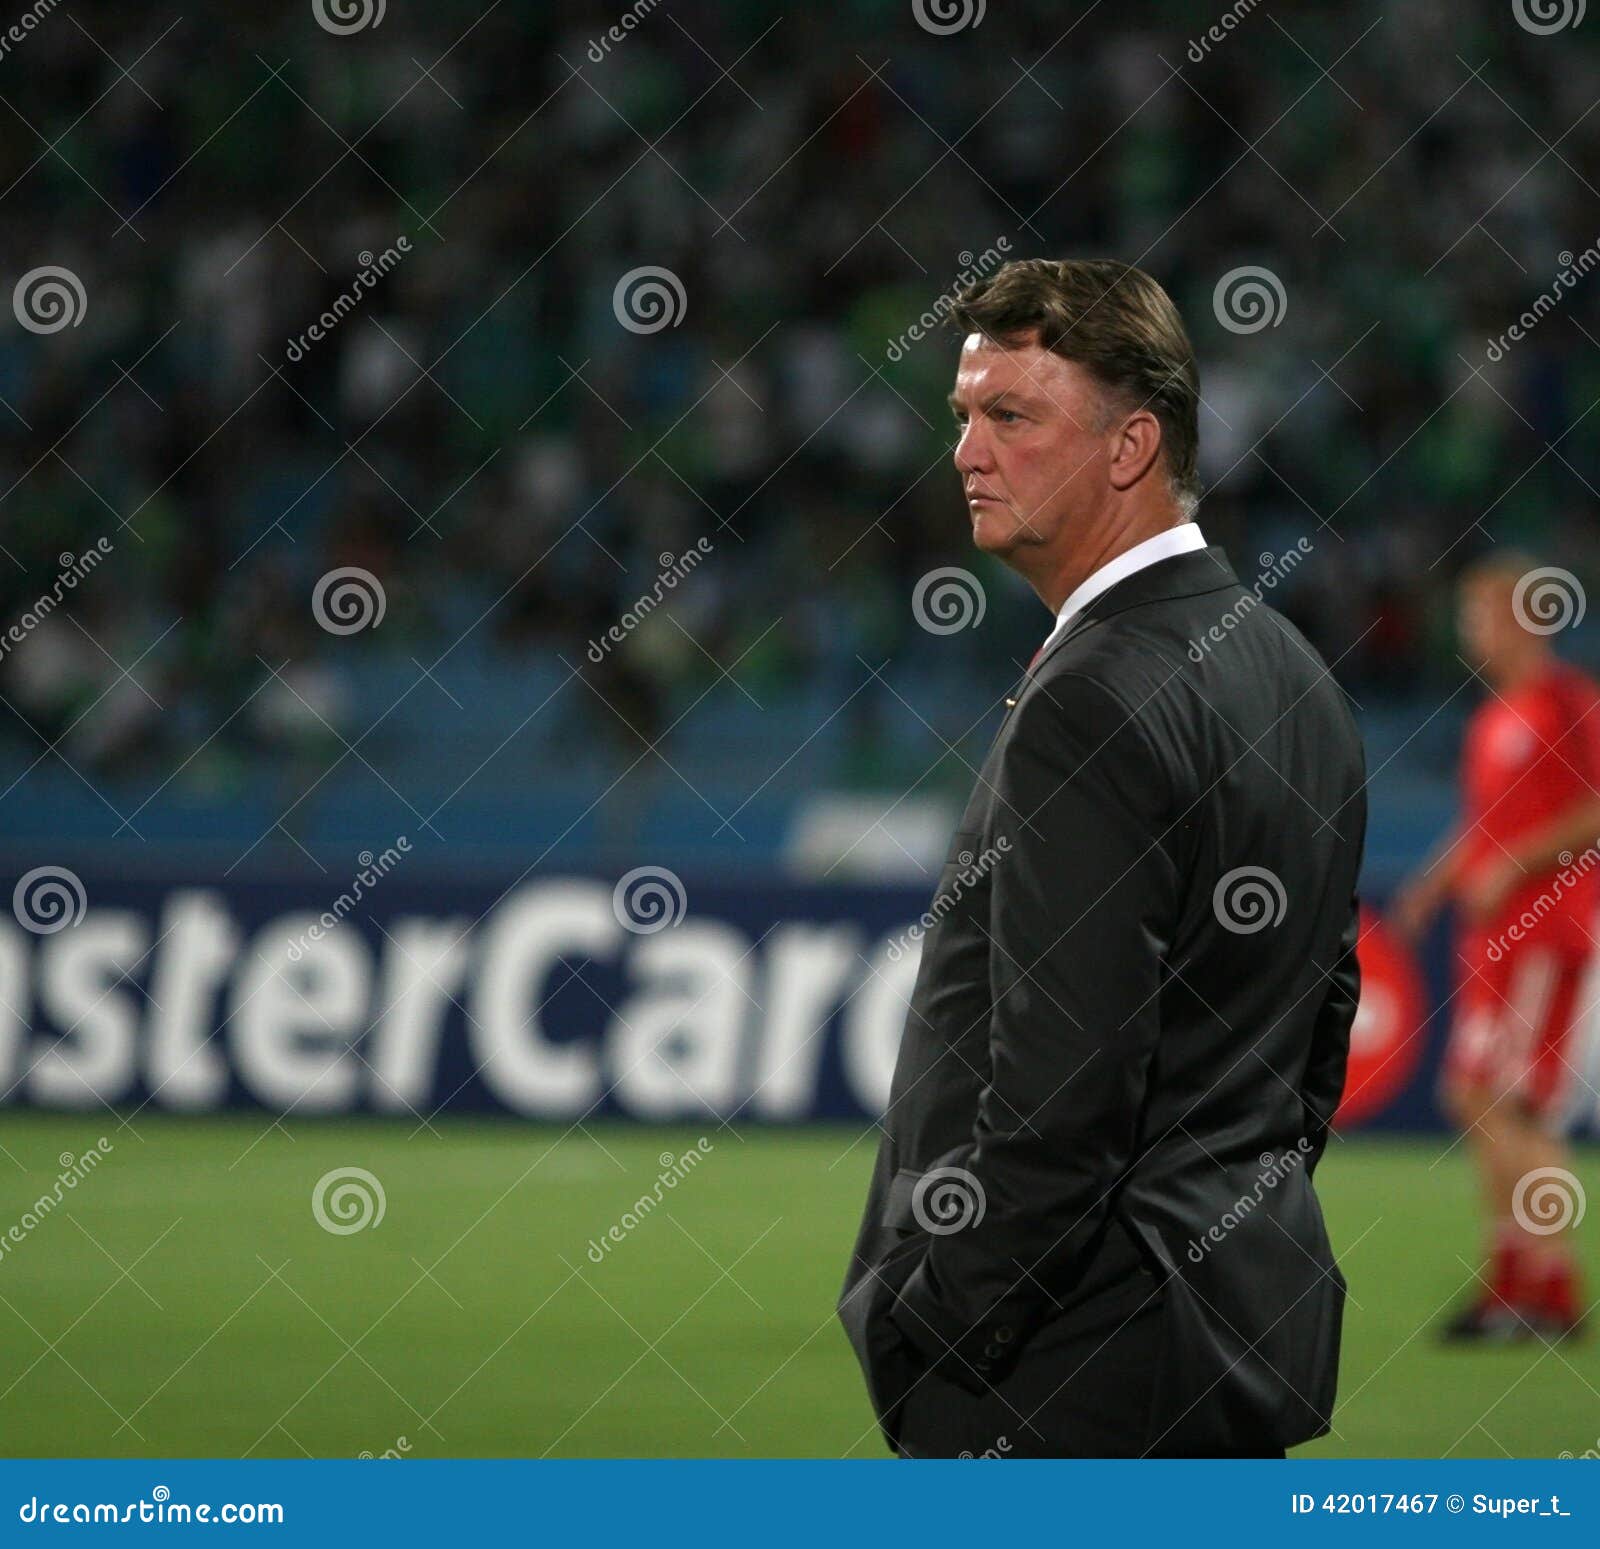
[1335,907,1428,1129]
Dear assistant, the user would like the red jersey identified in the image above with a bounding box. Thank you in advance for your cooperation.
[1458,659,1600,969]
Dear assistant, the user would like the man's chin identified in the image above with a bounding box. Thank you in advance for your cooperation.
[970,510,1019,557]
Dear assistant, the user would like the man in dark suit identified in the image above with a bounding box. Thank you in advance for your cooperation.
[838,259,1367,1459]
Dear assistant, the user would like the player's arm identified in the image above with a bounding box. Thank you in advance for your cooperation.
[1390,824,1466,942]
[887,674,1175,1392]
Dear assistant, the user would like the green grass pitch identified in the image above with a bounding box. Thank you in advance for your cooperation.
[0,1113,1594,1458]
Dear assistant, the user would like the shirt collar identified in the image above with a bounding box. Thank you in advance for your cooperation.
[1041,522,1207,653]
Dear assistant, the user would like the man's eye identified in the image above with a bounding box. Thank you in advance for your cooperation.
[994,409,1019,424]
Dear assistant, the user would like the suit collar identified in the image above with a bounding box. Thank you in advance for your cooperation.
[1035,544,1239,668]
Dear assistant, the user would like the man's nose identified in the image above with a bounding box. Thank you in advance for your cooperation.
[954,421,992,475]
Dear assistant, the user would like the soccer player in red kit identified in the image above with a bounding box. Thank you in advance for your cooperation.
[1394,554,1599,1341]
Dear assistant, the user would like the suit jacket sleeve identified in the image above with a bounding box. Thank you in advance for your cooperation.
[1300,895,1361,1172]
[888,671,1179,1391]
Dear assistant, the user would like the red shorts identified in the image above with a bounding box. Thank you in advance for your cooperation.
[1445,946,1593,1123]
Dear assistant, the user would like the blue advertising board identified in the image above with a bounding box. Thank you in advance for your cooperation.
[1,861,1594,1132]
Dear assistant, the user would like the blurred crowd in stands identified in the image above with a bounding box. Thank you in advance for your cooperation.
[3,0,1599,811]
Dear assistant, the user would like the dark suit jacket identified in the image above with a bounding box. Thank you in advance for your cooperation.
[838,543,1367,1457]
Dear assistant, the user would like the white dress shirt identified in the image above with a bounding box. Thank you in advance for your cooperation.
[1037,522,1207,661]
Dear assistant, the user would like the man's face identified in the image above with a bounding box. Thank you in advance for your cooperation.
[1457,575,1518,667]
[948,332,1114,561]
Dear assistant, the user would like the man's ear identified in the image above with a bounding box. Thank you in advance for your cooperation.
[1106,409,1163,493]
